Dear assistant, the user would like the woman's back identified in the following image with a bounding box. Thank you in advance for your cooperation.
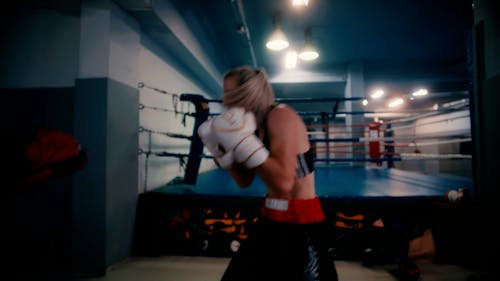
[265,104,316,200]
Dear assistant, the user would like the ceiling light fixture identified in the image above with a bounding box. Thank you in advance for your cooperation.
[284,50,298,69]
[388,97,404,108]
[266,13,289,51]
[298,27,319,61]
[292,0,309,7]
[370,89,385,99]
[412,88,428,97]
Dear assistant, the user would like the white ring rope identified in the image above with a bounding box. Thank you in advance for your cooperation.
[305,112,470,133]
[385,112,470,132]
[400,153,472,160]
[386,103,469,124]
[307,136,471,143]
[407,138,472,147]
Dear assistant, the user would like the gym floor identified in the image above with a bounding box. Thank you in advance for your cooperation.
[124,166,479,281]
[73,255,479,281]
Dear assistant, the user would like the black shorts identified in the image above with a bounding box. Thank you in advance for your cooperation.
[221,217,338,281]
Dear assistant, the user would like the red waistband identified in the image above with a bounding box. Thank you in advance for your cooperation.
[261,196,325,224]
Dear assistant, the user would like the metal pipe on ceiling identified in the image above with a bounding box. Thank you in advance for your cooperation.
[231,0,258,68]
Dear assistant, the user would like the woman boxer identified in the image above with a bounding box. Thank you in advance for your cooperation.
[198,65,338,281]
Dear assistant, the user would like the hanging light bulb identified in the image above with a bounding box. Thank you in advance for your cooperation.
[266,13,289,51]
[412,88,428,97]
[292,0,309,7]
[388,97,404,108]
[284,49,298,69]
[370,89,385,99]
[298,27,319,61]
[298,42,319,61]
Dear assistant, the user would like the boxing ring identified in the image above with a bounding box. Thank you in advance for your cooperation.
[133,84,474,259]
[154,166,472,200]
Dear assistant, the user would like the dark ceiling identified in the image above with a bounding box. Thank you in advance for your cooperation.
[10,0,474,115]
[114,0,473,115]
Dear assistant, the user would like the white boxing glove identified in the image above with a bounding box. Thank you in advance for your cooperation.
[213,150,234,169]
[212,107,269,169]
[197,118,234,169]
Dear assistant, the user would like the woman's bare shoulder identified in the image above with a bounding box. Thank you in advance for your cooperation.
[268,104,302,124]
[266,105,306,143]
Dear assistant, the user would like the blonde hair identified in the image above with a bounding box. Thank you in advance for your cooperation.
[222,66,275,127]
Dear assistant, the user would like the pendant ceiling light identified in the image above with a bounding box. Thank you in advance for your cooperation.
[292,0,309,7]
[266,13,289,51]
[298,27,319,61]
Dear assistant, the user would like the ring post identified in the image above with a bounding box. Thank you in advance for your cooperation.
[180,94,210,184]
[385,123,395,168]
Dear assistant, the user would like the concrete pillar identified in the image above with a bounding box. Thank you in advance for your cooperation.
[345,62,366,167]
[72,0,139,276]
